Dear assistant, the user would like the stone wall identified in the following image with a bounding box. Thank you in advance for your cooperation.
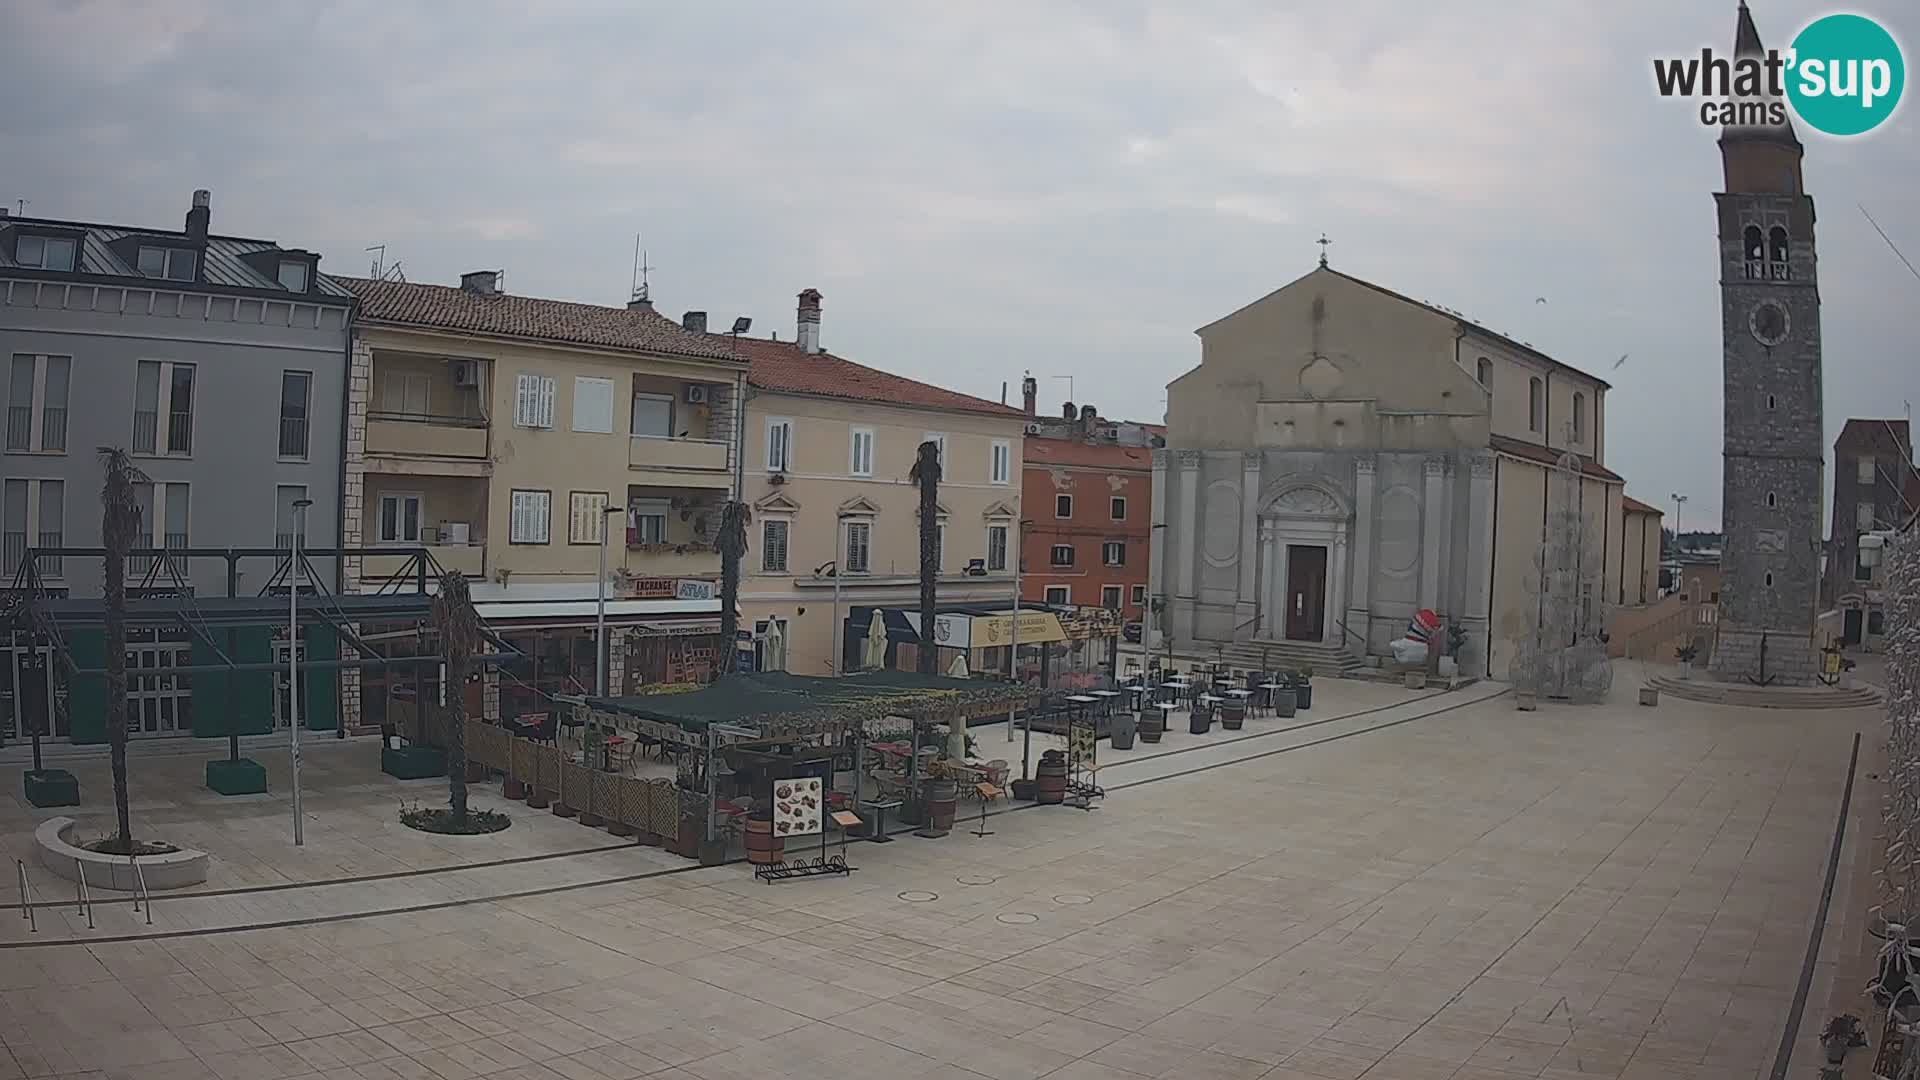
[1709,629,1820,686]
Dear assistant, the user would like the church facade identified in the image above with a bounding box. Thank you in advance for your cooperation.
[1150,263,1653,678]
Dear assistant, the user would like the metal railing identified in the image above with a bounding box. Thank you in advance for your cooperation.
[166,411,192,455]
[4,405,29,450]
[133,409,157,453]
[35,531,61,577]
[15,859,34,933]
[2,531,24,576]
[74,858,94,930]
[278,416,308,458]
[130,856,152,926]
[41,406,65,451]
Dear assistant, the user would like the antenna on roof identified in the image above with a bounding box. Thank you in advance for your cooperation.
[630,233,655,303]
[12,199,26,217]
[365,244,386,278]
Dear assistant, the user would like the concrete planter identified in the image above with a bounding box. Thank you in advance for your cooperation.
[205,758,268,796]
[36,817,209,891]
[23,769,80,808]
[1516,690,1538,711]
[1639,687,1660,706]
[1404,672,1427,690]
[381,745,446,780]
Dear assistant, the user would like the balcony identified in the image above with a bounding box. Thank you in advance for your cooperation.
[622,543,721,579]
[362,543,485,581]
[628,435,730,487]
[366,413,489,462]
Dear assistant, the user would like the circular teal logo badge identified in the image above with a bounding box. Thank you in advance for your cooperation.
[1786,13,1905,136]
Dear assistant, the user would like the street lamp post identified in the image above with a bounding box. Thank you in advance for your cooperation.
[596,504,624,697]
[1669,493,1687,548]
[289,498,313,847]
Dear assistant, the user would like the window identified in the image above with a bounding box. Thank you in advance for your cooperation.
[630,393,673,438]
[1764,571,1774,588]
[278,371,311,458]
[761,519,790,572]
[136,246,195,281]
[1858,457,1876,485]
[274,485,307,549]
[849,428,874,477]
[6,353,68,452]
[1101,585,1123,610]
[1856,554,1873,581]
[133,360,195,455]
[1571,392,1586,443]
[1743,224,1765,278]
[766,418,794,471]
[513,373,555,429]
[568,492,611,544]
[1131,584,1146,605]
[1110,496,1126,521]
[1528,377,1543,433]
[1768,226,1791,279]
[844,520,872,574]
[628,500,668,545]
[990,439,1011,485]
[572,377,614,434]
[1767,394,1776,411]
[922,432,947,465]
[1476,356,1492,390]
[986,523,1008,571]
[14,234,76,271]
[1050,544,1074,567]
[380,372,431,417]
[1869,610,1886,636]
[277,260,309,292]
[1766,491,1776,508]
[378,492,422,543]
[509,490,551,544]
[1044,585,1070,605]
[1857,501,1877,531]
[1055,494,1072,519]
[3,479,64,578]
[2,480,25,575]
[1102,541,1126,567]
[161,483,189,550]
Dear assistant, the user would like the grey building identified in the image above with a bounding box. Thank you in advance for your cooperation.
[1827,418,1915,648]
[1706,5,1826,685]
[2,191,352,739]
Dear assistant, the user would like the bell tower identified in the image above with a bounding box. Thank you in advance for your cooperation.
[1708,2,1826,685]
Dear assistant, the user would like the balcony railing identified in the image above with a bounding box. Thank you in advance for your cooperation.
[5,405,30,450]
[627,435,730,478]
[40,407,64,451]
[167,411,192,455]
[362,543,484,579]
[365,412,489,459]
[2,531,23,575]
[279,416,308,458]
[35,531,61,577]
[133,409,157,453]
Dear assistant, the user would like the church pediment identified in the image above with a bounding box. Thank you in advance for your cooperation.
[980,500,1017,520]
[1259,480,1348,518]
[753,491,802,513]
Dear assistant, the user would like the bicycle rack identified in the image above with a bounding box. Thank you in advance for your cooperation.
[15,859,35,933]
[74,858,94,930]
[130,856,153,926]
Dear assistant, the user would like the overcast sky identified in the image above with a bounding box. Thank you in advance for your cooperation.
[4,0,1914,529]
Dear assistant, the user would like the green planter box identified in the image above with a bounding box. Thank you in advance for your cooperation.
[24,769,81,807]
[205,758,269,796]
[382,745,447,780]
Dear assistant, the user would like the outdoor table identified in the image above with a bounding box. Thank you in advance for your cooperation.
[862,799,904,843]
[1258,682,1285,709]
[1089,689,1120,718]
[1198,693,1222,704]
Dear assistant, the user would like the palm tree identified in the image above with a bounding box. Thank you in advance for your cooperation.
[715,501,751,681]
[99,447,147,852]
[432,571,480,825]
[909,440,941,676]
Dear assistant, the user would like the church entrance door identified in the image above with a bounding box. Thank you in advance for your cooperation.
[1285,545,1327,642]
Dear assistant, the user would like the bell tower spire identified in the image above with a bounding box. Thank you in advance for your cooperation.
[1718,2,1805,194]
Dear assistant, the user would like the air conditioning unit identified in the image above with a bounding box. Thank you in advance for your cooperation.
[450,359,480,387]
[684,384,709,404]
[1024,423,1041,435]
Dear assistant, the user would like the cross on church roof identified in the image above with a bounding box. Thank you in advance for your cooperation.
[1317,233,1332,268]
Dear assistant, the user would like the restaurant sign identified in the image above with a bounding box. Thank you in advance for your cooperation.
[973,611,1067,646]
[626,577,717,601]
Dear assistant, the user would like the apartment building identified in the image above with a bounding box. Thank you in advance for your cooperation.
[339,273,748,724]
[728,290,1029,674]
[1827,418,1916,647]
[1017,391,1155,624]
[1,191,351,742]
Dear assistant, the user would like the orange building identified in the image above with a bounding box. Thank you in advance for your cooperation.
[1020,438,1153,624]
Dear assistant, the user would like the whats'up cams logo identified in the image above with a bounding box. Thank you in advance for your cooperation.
[1654,12,1905,136]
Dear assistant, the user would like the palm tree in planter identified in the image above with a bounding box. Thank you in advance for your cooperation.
[401,572,508,834]
[715,501,751,681]
[97,448,147,852]
[908,440,941,678]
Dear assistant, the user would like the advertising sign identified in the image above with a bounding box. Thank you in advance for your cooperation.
[772,776,823,838]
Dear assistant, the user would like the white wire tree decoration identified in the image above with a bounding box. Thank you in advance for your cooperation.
[1511,435,1614,703]
[1871,524,1920,1075]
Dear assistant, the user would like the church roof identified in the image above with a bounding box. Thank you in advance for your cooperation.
[1621,495,1664,516]
[1489,434,1624,483]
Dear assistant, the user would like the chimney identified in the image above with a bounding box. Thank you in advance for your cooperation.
[185,189,211,241]
[796,289,823,354]
[1080,404,1098,424]
[626,296,654,313]
[1022,375,1037,416]
[460,270,499,296]
[682,310,708,333]
[1062,400,1077,420]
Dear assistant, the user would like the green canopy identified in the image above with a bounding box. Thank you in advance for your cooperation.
[586,670,1034,735]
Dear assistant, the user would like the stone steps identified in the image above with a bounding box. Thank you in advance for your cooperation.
[1646,675,1881,710]
[1214,641,1368,678]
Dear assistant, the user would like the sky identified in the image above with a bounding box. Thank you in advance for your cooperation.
[3,0,1915,531]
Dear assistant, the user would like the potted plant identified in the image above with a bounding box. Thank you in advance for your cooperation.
[1439,624,1468,679]
[1820,1014,1867,1064]
[1294,667,1313,710]
[1272,678,1297,718]
[1675,642,1699,678]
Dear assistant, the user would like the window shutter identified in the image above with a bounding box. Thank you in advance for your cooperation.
[538,377,555,429]
[573,378,614,433]
[515,374,535,426]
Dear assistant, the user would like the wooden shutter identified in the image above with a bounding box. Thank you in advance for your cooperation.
[537,377,556,429]
[573,378,613,433]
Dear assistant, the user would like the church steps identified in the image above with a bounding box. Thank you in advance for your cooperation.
[1212,640,1368,678]
[1646,676,1880,710]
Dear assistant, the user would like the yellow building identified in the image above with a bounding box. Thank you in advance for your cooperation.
[338,272,746,725]
[724,290,1030,674]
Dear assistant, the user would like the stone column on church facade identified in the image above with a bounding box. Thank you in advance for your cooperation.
[1175,451,1201,607]
[1236,451,1262,633]
[1346,456,1377,653]
[1464,453,1496,676]
[1421,457,1445,611]
[1260,519,1281,633]
[1146,450,1169,655]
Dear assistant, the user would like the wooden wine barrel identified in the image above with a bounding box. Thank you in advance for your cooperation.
[1035,751,1068,805]
[745,816,784,865]
[924,780,958,835]
[1219,701,1246,730]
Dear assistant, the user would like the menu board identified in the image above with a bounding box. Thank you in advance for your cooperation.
[771,777,823,838]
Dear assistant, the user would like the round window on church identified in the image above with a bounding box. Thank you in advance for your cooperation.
[1749,301,1790,347]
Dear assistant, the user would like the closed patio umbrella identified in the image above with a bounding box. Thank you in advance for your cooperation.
[864,610,888,671]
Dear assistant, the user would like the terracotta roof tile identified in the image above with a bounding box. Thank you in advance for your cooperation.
[727,335,1024,418]
[1621,495,1663,515]
[1488,433,1624,483]
[1023,439,1153,470]
[340,278,741,360]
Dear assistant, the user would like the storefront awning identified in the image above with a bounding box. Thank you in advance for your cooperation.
[476,597,720,627]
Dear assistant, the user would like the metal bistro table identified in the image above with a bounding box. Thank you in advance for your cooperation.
[1088,688,1121,720]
